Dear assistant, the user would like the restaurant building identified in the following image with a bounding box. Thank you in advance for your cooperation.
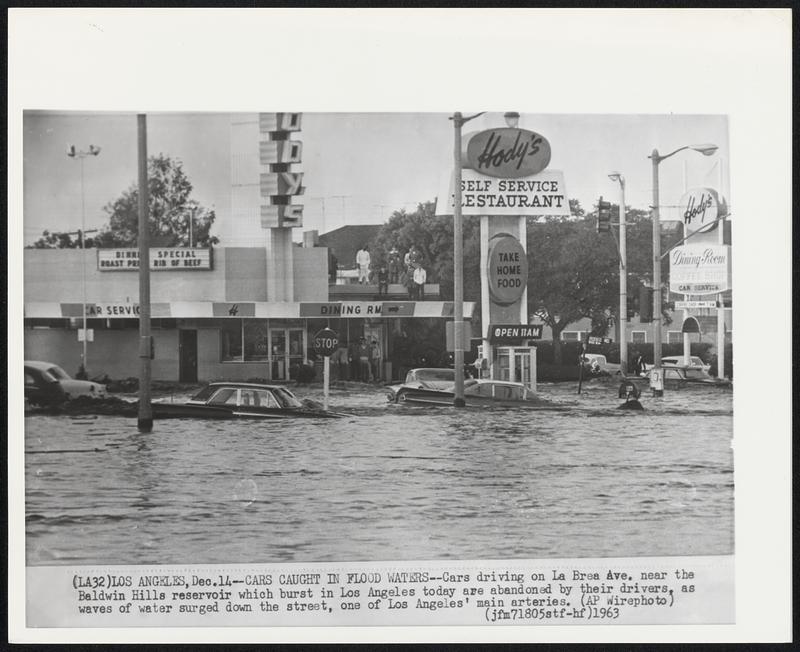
[23,245,469,383]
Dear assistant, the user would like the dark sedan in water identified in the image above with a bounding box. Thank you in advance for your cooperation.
[152,382,341,419]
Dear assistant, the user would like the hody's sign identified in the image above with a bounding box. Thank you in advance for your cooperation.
[680,187,727,240]
[464,128,551,178]
[97,248,212,271]
[669,245,731,295]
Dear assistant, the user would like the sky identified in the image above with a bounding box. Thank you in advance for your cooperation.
[23,111,729,245]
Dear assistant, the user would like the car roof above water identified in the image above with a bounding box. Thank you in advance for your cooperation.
[205,382,288,390]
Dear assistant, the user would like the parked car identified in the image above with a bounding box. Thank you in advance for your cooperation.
[388,378,545,407]
[386,368,456,403]
[24,361,107,405]
[152,382,341,419]
[661,355,711,372]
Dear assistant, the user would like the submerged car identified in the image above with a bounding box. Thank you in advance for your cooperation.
[645,366,730,388]
[385,367,456,403]
[152,382,341,419]
[661,355,711,372]
[24,360,107,405]
[580,353,619,375]
[388,378,543,407]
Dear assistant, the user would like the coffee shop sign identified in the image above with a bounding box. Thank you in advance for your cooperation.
[464,127,551,178]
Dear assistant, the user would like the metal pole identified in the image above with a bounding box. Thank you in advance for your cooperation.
[618,179,628,376]
[452,113,465,407]
[717,157,726,379]
[682,160,692,366]
[323,356,330,411]
[79,157,89,375]
[189,206,194,248]
[651,150,664,396]
[137,114,153,432]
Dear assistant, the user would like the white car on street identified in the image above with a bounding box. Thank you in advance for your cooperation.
[661,356,711,372]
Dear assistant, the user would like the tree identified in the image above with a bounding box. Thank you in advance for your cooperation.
[368,201,482,303]
[28,154,219,249]
[525,214,619,364]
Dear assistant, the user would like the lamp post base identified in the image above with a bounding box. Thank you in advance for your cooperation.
[453,398,466,408]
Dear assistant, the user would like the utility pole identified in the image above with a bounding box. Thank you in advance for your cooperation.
[137,114,153,432]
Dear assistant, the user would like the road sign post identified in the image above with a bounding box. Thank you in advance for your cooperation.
[313,328,338,411]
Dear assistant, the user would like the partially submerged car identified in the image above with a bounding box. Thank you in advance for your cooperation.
[580,353,619,375]
[25,360,107,406]
[152,382,341,419]
[661,355,711,372]
[388,378,544,407]
[385,368,456,403]
[645,366,731,388]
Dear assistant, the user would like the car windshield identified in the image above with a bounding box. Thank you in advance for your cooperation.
[273,387,303,408]
[191,385,218,402]
[47,365,71,380]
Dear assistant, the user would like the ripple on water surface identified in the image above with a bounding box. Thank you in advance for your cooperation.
[23,382,733,565]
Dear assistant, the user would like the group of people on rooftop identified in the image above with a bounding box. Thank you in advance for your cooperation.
[352,243,428,299]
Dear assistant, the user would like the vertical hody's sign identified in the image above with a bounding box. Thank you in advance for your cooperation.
[669,245,731,294]
[260,112,304,228]
[680,187,727,245]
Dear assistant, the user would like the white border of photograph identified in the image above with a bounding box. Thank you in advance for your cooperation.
[8,8,791,644]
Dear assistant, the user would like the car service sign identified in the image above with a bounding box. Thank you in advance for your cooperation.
[669,244,731,295]
[487,234,528,305]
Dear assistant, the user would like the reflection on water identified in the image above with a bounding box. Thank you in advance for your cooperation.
[24,382,733,565]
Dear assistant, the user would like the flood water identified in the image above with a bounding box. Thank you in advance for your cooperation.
[24,381,733,565]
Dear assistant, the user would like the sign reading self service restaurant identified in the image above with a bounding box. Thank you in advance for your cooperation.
[97,248,212,271]
[436,169,569,217]
[669,244,731,295]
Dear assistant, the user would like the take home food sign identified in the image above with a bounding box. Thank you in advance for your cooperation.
[487,235,528,305]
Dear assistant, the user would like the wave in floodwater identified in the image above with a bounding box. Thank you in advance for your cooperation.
[23,382,733,565]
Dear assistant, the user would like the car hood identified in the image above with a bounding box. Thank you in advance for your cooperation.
[61,379,107,395]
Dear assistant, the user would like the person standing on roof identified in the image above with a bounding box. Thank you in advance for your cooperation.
[356,244,371,284]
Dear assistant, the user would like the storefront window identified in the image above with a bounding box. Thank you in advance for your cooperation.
[220,321,243,361]
[244,320,269,361]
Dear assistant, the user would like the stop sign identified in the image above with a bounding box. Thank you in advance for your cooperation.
[313,328,339,357]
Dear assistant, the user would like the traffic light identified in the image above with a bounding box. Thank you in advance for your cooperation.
[597,197,611,233]
[627,294,638,321]
[639,285,653,323]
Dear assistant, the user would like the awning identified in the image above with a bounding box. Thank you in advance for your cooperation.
[25,300,475,320]
[681,314,725,334]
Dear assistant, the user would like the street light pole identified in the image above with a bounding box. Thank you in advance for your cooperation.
[609,173,627,376]
[67,144,101,376]
[648,143,718,396]
[451,112,466,408]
